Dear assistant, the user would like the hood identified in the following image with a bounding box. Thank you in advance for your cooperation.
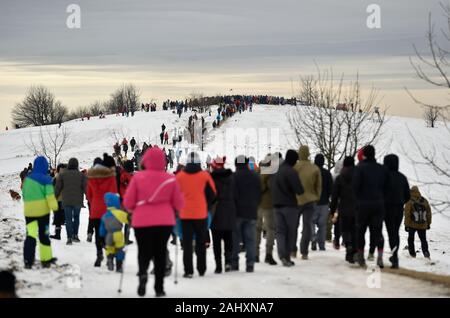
[141,147,166,171]
[299,145,310,161]
[33,156,49,175]
[184,163,202,174]
[87,165,116,179]
[104,192,121,209]
[314,154,325,167]
[383,154,399,172]
[211,168,233,178]
[357,148,365,162]
[28,156,53,185]
[410,186,421,200]
[67,158,79,170]
[235,155,248,169]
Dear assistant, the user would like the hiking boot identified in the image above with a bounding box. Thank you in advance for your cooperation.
[345,248,354,263]
[389,256,399,269]
[116,260,123,273]
[281,258,293,267]
[94,254,104,267]
[41,257,57,268]
[50,229,61,240]
[198,271,205,277]
[367,253,375,261]
[24,263,33,269]
[301,254,308,260]
[354,252,366,268]
[246,265,254,273]
[107,255,114,271]
[291,251,297,258]
[423,251,431,259]
[137,274,148,297]
[224,264,232,272]
[230,265,239,272]
[183,273,193,278]
[72,235,80,243]
[215,265,222,274]
[311,241,317,251]
[265,254,277,265]
[409,251,417,258]
[333,241,340,250]
[377,254,384,269]
[66,238,73,245]
[156,291,166,297]
[87,233,93,243]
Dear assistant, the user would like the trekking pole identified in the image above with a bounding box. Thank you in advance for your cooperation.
[174,235,179,285]
[118,248,127,294]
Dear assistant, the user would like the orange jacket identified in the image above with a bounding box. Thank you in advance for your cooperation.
[176,170,217,219]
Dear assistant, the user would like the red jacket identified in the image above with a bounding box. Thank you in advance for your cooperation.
[120,171,133,198]
[86,165,118,219]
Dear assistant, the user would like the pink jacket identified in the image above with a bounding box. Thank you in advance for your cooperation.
[123,147,184,228]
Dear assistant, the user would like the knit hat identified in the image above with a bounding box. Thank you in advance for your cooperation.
[357,147,365,162]
[93,157,103,166]
[343,156,355,167]
[211,156,226,170]
[314,154,325,167]
[363,145,375,160]
[235,155,249,168]
[103,153,116,168]
[285,149,299,166]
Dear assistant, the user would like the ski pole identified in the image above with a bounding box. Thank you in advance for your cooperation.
[118,248,127,294]
[174,235,179,285]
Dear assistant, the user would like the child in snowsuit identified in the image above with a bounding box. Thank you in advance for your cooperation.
[100,193,130,272]
[404,186,432,259]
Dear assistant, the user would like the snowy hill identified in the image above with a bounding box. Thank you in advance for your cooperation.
[0,105,449,297]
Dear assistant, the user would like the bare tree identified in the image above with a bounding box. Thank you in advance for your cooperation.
[423,106,440,127]
[109,84,141,114]
[25,126,70,169]
[288,68,386,170]
[12,85,68,128]
[406,3,450,212]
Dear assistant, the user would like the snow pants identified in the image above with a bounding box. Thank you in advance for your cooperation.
[24,215,53,265]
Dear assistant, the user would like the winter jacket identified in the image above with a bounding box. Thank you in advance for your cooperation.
[383,154,410,208]
[330,167,357,217]
[130,139,136,147]
[353,158,390,207]
[294,147,322,206]
[404,186,432,230]
[271,162,304,208]
[100,193,129,248]
[176,164,217,220]
[119,171,133,198]
[22,156,58,217]
[211,169,237,231]
[123,147,184,228]
[86,165,118,219]
[55,159,87,207]
[314,158,333,205]
[259,173,273,209]
[233,166,262,219]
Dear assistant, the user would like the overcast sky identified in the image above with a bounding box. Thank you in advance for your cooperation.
[0,0,447,128]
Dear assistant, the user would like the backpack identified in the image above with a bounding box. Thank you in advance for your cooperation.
[411,200,427,224]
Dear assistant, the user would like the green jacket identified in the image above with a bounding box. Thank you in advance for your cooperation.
[259,173,273,209]
[294,146,322,206]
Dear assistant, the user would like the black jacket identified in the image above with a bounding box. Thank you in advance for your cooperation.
[353,159,390,207]
[211,169,237,231]
[330,167,357,217]
[271,162,304,208]
[318,167,333,205]
[384,154,410,207]
[233,166,261,219]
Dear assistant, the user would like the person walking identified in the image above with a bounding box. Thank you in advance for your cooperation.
[55,158,87,245]
[311,154,333,251]
[271,150,304,266]
[231,156,261,273]
[50,164,67,240]
[293,146,322,260]
[130,137,137,152]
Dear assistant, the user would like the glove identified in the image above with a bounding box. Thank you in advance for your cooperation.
[405,227,410,232]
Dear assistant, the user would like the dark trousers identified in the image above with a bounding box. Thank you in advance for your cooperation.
[181,219,208,275]
[385,205,404,258]
[298,203,315,256]
[52,202,65,228]
[135,226,172,293]
[356,204,385,253]
[231,218,256,268]
[275,207,299,260]
[333,217,341,245]
[408,229,429,257]
[340,213,356,251]
[24,215,52,264]
[211,229,233,269]
[90,219,104,255]
[87,219,95,235]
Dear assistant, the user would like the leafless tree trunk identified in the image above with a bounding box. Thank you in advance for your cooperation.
[423,106,440,127]
[25,126,70,169]
[288,68,386,170]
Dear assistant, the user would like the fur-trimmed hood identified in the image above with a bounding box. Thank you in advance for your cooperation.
[87,164,116,179]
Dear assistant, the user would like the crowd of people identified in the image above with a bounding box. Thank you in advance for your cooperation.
[17,138,433,297]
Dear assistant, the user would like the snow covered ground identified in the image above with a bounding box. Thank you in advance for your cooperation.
[0,105,449,297]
